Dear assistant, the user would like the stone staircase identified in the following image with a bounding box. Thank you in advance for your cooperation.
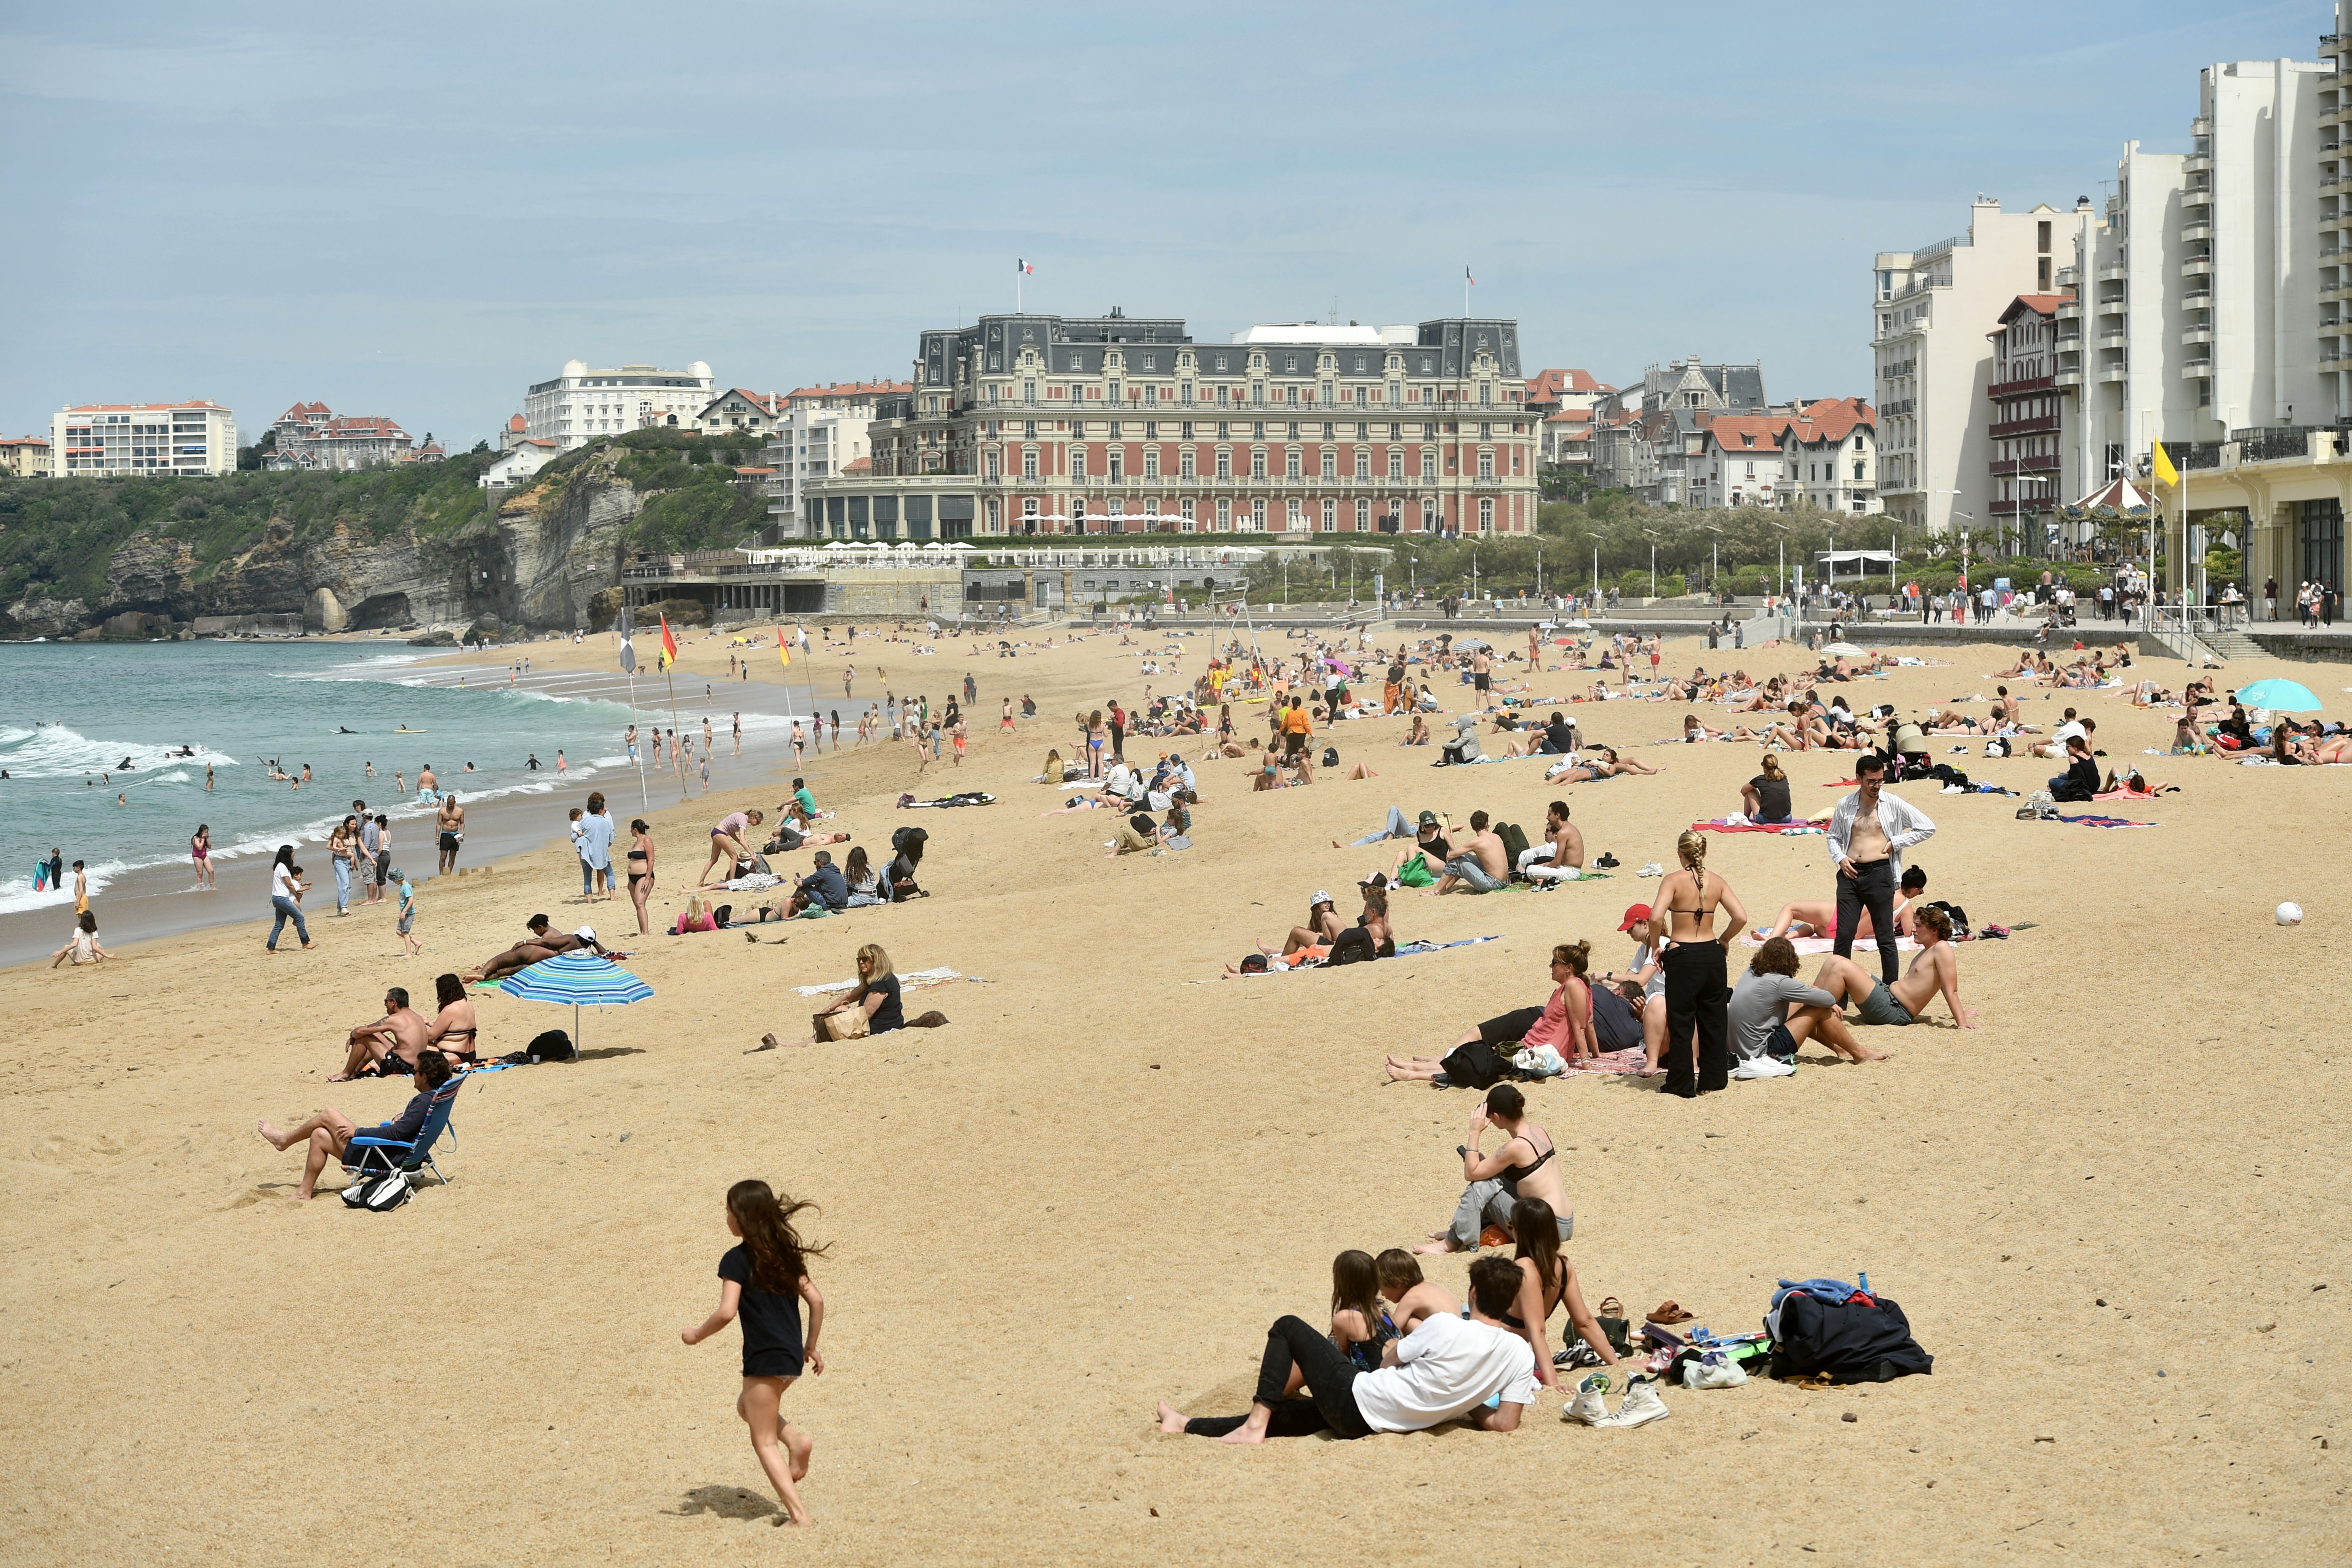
[2199,624,2263,662]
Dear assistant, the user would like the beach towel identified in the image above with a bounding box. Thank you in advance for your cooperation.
[1559,1046,1650,1076]
[1742,931,1920,954]
[794,965,965,998]
[2093,784,2174,801]
[899,791,997,808]
[2055,813,2157,828]
[1694,819,1823,836]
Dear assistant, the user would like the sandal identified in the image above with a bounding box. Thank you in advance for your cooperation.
[1646,1300,1693,1325]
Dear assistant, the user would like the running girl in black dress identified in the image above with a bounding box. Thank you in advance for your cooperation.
[681,1180,828,1526]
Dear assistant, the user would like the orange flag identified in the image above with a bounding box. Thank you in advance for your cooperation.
[659,614,679,669]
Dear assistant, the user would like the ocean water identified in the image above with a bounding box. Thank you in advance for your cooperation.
[0,639,811,917]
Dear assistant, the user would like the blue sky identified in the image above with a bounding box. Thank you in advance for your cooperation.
[0,1,2328,451]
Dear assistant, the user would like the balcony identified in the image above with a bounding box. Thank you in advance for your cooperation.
[2191,116,2213,136]
[2054,368,2085,388]
[2055,300,2083,320]
[2097,365,2129,384]
[2180,361,2214,380]
[2181,326,2214,346]
[2183,184,2214,208]
[1986,373,2054,399]
[2096,291,2128,316]
[2054,265,2080,287]
[2327,176,2352,197]
[1989,456,2060,476]
[2097,331,2129,350]
[1988,413,2061,438]
[2182,256,2214,277]
[2328,283,2352,304]
[2096,263,2130,283]
[2323,352,2352,371]
[2181,286,2214,309]
[2184,154,2213,174]
[2180,223,2213,244]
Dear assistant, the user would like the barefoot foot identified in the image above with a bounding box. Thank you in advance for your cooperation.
[258,1119,289,1151]
[1156,1400,1190,1435]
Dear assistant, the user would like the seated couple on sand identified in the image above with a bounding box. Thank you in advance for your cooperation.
[462,915,611,983]
[1386,944,1610,1083]
[331,974,480,1080]
[261,1048,456,1199]
[1724,916,1970,1081]
[1225,879,1395,974]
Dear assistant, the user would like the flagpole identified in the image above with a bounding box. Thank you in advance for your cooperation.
[626,668,649,811]
[663,664,687,800]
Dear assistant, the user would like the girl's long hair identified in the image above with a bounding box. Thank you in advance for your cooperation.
[1331,1249,1385,1339]
[1512,1195,1562,1304]
[727,1179,827,1292]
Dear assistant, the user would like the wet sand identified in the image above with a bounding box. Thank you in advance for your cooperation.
[2,621,2344,1565]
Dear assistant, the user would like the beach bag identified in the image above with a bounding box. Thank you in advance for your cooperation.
[1496,821,1532,870]
[1322,746,1340,769]
[522,1028,574,1063]
[1438,1041,1511,1090]
[1329,926,1379,966]
[1511,1043,1566,1078]
[1922,900,1970,938]
[818,1007,870,1041]
[342,1171,413,1212]
[1766,1292,1933,1384]
[1394,853,1436,888]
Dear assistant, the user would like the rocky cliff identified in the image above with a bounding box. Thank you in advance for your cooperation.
[3,450,652,639]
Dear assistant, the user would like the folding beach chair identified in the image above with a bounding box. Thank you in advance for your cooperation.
[342,1075,463,1187]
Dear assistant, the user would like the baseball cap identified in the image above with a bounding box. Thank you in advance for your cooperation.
[1616,903,1652,933]
[574,925,596,941]
[1310,890,1333,907]
[1416,809,1440,828]
[1358,871,1388,888]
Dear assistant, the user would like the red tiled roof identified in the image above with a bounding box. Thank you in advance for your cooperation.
[276,400,332,422]
[706,389,784,415]
[1543,409,1592,425]
[2002,293,2071,321]
[1,435,52,448]
[1706,414,1793,452]
[320,415,408,438]
[1523,368,1611,401]
[840,455,873,473]
[784,381,912,403]
[507,414,527,433]
[1780,396,1876,446]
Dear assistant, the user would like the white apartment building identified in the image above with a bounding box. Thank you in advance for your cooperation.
[480,439,560,490]
[1780,397,1881,514]
[524,359,713,450]
[760,406,875,539]
[2066,57,2328,504]
[50,401,237,477]
[1873,198,2080,534]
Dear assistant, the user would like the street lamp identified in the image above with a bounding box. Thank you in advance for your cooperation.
[1701,523,1723,600]
[1640,529,1661,600]
[1763,518,1790,604]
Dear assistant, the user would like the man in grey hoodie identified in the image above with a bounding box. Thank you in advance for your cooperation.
[1726,936,1887,1078]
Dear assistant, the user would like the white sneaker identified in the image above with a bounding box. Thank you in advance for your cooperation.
[1560,1372,1612,1426]
[1731,1056,1796,1080]
[1596,1375,1670,1428]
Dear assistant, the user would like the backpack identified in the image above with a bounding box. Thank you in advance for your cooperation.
[526,1027,576,1063]
[342,1171,414,1212]
[1921,900,1970,938]
[1496,821,1532,871]
[1329,926,1379,966]
[1322,746,1340,769]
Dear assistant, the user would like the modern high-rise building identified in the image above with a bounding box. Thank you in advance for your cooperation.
[524,359,714,450]
[1872,197,2082,534]
[49,401,237,477]
[759,405,878,540]
[801,309,1538,539]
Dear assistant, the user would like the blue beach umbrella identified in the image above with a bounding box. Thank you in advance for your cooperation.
[2234,678,2322,713]
[498,949,653,1045]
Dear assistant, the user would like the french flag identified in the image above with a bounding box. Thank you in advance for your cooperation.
[1018,258,1034,275]
[1465,264,1477,286]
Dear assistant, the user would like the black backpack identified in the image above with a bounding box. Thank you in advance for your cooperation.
[1329,926,1378,966]
[1438,1040,1511,1089]
[526,1027,576,1062]
[1322,746,1340,769]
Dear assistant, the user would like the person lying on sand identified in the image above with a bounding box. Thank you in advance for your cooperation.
[331,986,431,1081]
[261,1050,453,1199]
[1154,1255,1534,1443]
[1760,866,1925,942]
[462,915,609,983]
[1802,905,1970,1029]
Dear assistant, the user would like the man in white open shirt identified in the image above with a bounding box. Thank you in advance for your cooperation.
[1826,754,1935,985]
[1158,1257,1538,1443]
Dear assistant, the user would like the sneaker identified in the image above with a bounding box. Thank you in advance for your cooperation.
[1596,1375,1670,1428]
[1731,1056,1796,1080]
[1561,1372,1612,1426]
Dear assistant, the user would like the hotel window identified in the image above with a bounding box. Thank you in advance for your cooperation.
[1216,420,1230,441]
[1145,384,1158,405]
[985,449,999,479]
[1321,448,1337,479]
[1479,497,1494,531]
[1353,385,1367,406]
[1286,385,1300,406]
[1355,499,1369,530]
[1214,354,1229,372]
[1285,449,1302,479]
[1251,382,1264,406]
[1180,421,1195,441]
[1180,449,1196,479]
[1388,448,1404,480]
[1216,385,1230,406]
[1141,354,1157,371]
[1251,499,1267,529]
[1180,381,1193,405]
[1321,499,1337,531]
[1355,448,1369,479]
[1255,422,1267,441]
[1107,448,1122,480]
[1217,498,1233,528]
[1421,497,1437,531]
[1320,381,1333,404]
[1215,449,1231,479]
[1072,449,1088,481]
[1479,382,1492,407]
[1250,449,1266,480]
[1287,498,1304,529]
[1388,381,1401,406]
[1023,380,1036,405]
[1109,420,1123,440]
[1285,354,1298,372]
[1143,448,1159,480]
[1420,448,1436,482]
[1021,447,1038,479]
[1181,498,1196,530]
[1108,379,1121,403]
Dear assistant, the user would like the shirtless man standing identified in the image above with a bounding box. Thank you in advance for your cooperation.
[1469,648,1493,710]
[331,987,432,1081]
[416,762,439,801]
[1519,800,1586,883]
[1428,810,1508,896]
[436,793,466,876]
[1804,904,1971,1030]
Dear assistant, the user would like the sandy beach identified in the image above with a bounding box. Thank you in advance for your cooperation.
[3,618,2344,1565]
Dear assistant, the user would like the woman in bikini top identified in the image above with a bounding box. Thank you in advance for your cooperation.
[1650,830,1748,949]
[425,973,480,1062]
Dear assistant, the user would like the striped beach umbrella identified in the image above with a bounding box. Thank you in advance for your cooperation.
[497,950,653,1046]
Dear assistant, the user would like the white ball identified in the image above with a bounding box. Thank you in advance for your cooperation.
[2276,902,2305,926]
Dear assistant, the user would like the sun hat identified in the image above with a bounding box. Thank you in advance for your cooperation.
[1617,903,1652,933]
[1311,890,1333,907]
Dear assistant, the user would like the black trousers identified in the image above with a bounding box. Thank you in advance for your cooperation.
[1183,1315,1371,1440]
[1835,858,1900,983]
[1661,941,1729,1097]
